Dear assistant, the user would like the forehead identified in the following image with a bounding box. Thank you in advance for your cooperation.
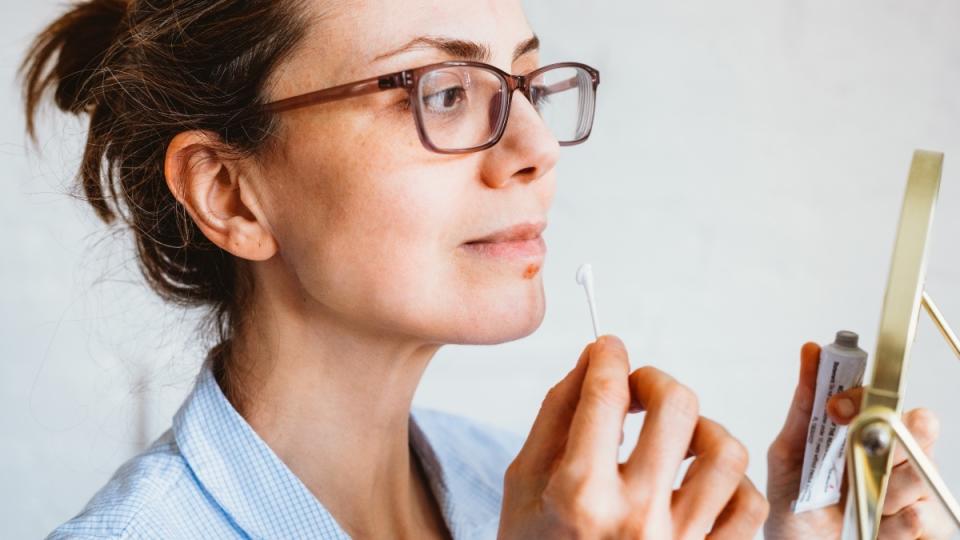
[275,0,534,91]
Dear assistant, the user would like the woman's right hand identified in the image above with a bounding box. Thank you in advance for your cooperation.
[498,335,768,539]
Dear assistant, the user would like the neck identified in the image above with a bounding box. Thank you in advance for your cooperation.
[217,260,447,538]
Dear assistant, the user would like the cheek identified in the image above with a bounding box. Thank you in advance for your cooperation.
[268,155,457,326]
[302,176,544,342]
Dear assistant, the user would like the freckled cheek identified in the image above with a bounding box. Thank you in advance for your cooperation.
[318,231,454,319]
[322,203,451,282]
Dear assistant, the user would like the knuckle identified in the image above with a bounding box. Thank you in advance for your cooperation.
[619,516,657,540]
[542,383,577,418]
[542,383,564,409]
[900,505,924,536]
[896,461,924,488]
[631,365,660,382]
[627,365,661,394]
[583,376,629,411]
[713,436,749,473]
[766,440,791,466]
[744,491,770,524]
[907,408,941,444]
[503,458,523,484]
[542,474,613,532]
[567,494,606,531]
[656,380,700,420]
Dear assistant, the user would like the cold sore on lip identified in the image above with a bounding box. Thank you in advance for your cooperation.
[461,236,546,279]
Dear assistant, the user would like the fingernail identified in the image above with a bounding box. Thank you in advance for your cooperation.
[835,397,855,419]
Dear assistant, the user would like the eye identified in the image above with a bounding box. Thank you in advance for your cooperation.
[422,86,467,114]
[418,68,472,115]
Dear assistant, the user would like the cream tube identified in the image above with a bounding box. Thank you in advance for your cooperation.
[792,330,868,513]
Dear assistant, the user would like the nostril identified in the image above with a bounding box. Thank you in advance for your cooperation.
[516,166,536,177]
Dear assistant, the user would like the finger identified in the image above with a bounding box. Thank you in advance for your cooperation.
[768,342,820,467]
[883,460,928,516]
[841,409,939,517]
[826,386,864,425]
[706,477,770,540]
[622,365,699,494]
[890,408,939,467]
[877,500,933,539]
[516,343,592,473]
[672,418,749,537]
[561,334,631,473]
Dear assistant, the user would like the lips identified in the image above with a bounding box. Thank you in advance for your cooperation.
[465,222,546,244]
[462,221,547,259]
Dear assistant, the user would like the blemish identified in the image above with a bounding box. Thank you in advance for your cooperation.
[523,263,541,279]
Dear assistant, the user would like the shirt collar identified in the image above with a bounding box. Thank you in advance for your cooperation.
[174,360,350,538]
[173,356,502,539]
[410,410,504,538]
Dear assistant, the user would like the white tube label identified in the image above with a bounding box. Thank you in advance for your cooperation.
[792,348,867,513]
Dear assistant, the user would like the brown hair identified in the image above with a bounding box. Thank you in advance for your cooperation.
[20,0,309,355]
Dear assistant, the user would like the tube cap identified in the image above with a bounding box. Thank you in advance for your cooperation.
[834,330,859,348]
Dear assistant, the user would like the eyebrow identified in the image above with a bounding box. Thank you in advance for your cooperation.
[373,34,540,63]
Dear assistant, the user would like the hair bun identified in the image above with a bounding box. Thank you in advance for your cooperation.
[22,0,126,123]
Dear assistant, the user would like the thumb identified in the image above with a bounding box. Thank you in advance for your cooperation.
[770,342,821,465]
[826,386,864,426]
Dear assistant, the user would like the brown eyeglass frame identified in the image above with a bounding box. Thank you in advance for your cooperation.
[262,60,600,154]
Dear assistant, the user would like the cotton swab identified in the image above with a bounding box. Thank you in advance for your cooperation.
[576,263,600,339]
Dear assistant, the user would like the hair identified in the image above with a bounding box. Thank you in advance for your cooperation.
[21,0,310,370]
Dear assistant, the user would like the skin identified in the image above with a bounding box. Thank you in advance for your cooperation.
[500,336,769,538]
[160,0,952,538]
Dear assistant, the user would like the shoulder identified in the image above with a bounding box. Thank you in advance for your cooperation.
[47,430,230,539]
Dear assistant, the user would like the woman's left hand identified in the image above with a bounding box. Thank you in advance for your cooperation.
[764,341,956,539]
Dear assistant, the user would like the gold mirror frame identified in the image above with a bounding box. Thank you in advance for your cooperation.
[846,150,960,539]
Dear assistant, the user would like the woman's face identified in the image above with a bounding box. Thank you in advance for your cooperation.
[254,0,559,345]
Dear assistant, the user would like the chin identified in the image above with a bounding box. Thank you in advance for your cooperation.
[449,289,547,345]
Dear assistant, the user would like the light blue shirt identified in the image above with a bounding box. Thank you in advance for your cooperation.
[48,358,524,539]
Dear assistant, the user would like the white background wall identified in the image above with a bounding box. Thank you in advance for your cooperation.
[3,1,959,537]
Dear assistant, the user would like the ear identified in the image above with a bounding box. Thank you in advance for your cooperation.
[163,131,278,261]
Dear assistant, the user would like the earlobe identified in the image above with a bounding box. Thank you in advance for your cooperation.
[163,131,278,261]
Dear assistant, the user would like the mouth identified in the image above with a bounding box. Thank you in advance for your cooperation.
[461,221,547,260]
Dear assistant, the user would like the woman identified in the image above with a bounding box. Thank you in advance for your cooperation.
[23,0,951,538]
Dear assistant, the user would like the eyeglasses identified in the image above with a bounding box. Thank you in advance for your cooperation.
[262,61,600,154]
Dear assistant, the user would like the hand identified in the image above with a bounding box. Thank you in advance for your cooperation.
[827,386,953,539]
[765,342,955,539]
[498,335,768,539]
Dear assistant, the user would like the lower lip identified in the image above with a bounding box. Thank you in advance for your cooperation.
[461,235,546,259]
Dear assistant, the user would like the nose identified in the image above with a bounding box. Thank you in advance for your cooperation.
[478,90,560,189]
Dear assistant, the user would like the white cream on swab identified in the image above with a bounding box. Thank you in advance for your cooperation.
[576,263,600,339]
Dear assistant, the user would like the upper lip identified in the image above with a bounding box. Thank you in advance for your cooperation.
[465,221,547,244]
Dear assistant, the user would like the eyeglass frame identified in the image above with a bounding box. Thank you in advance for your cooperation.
[261,60,601,154]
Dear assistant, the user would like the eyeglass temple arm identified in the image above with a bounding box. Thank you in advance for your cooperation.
[262,73,403,114]
[534,76,581,98]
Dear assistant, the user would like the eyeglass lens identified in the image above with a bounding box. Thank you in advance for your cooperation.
[415,65,595,152]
